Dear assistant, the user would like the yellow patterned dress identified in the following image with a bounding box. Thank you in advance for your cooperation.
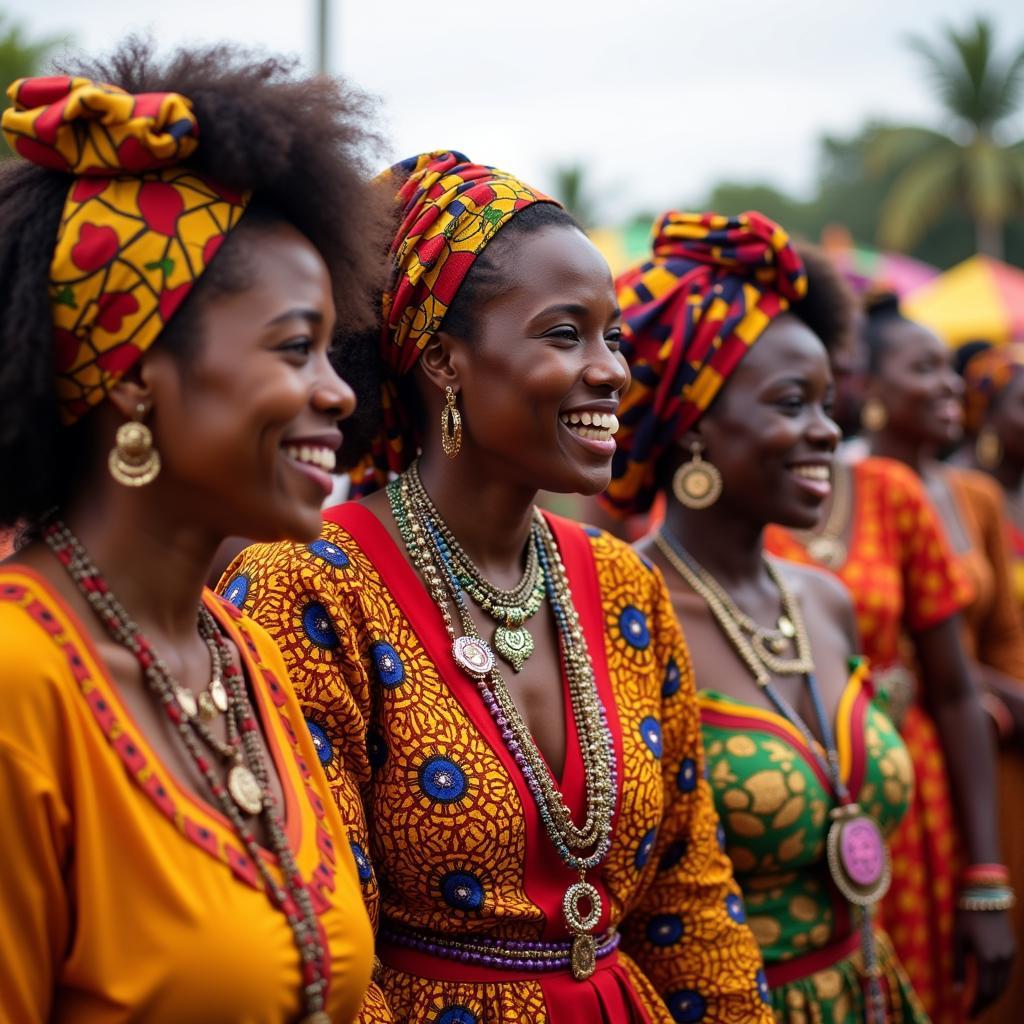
[223,504,772,1023]
[700,664,928,1022]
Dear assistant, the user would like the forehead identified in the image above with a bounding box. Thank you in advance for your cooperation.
[882,318,947,361]
[732,313,830,378]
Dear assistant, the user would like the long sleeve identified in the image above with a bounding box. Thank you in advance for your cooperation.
[222,539,394,1023]
[618,569,772,1023]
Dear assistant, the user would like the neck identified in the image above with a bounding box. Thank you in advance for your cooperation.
[990,457,1024,495]
[867,428,928,474]
[58,480,221,642]
[662,495,767,587]
[415,448,538,580]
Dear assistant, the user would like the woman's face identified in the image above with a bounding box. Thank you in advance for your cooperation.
[872,319,963,448]
[696,314,841,530]
[992,370,1024,464]
[448,224,628,495]
[144,221,354,542]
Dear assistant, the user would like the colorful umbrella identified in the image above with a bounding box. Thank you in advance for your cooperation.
[826,245,940,298]
[903,254,1024,347]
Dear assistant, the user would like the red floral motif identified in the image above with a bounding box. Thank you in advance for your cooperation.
[96,343,142,374]
[71,178,108,203]
[71,223,120,273]
[54,328,80,372]
[138,180,185,236]
[15,135,70,171]
[158,282,190,322]
[95,293,140,334]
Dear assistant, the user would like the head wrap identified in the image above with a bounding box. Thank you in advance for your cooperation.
[2,76,249,423]
[603,210,807,518]
[963,343,1024,434]
[348,149,557,495]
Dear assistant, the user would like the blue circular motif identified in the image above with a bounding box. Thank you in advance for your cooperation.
[349,841,373,883]
[440,870,485,911]
[677,757,697,793]
[667,989,707,1023]
[367,729,388,769]
[659,838,689,872]
[618,605,651,650]
[305,718,333,767]
[308,538,349,567]
[755,969,771,1004]
[646,914,684,947]
[662,658,681,698]
[635,827,657,870]
[223,574,249,609]
[583,526,602,538]
[717,822,727,851]
[370,641,405,688]
[302,602,338,649]
[640,716,663,758]
[725,893,746,923]
[419,755,468,804]
[435,1008,477,1024]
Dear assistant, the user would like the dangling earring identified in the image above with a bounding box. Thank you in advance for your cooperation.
[441,385,462,459]
[672,442,723,509]
[861,398,888,433]
[976,427,1003,470]
[109,403,161,487]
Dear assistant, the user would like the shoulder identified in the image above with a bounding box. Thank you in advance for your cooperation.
[775,556,853,618]
[947,465,1004,512]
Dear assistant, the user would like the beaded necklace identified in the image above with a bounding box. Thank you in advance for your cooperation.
[44,520,331,1023]
[388,464,617,981]
[656,527,889,1023]
[791,461,850,568]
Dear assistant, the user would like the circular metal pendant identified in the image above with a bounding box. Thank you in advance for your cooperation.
[494,625,534,673]
[826,805,890,906]
[210,677,229,713]
[175,686,198,719]
[452,636,495,678]
[778,615,796,638]
[570,932,597,981]
[227,764,264,816]
[198,690,218,720]
[807,535,847,569]
[563,880,602,933]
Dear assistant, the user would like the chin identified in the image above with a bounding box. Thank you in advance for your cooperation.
[248,505,324,545]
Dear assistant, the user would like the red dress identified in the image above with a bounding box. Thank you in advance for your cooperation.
[766,457,973,1023]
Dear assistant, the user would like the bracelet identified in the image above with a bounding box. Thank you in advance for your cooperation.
[962,863,1011,887]
[958,886,1016,912]
[981,692,1014,740]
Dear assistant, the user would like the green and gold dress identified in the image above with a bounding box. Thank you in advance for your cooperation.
[700,661,930,1022]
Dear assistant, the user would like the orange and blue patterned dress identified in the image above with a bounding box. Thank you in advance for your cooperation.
[224,504,773,1023]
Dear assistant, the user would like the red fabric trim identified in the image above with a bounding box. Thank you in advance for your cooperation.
[845,680,871,800]
[763,929,860,986]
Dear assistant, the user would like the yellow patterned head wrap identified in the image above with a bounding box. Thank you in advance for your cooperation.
[2,75,250,423]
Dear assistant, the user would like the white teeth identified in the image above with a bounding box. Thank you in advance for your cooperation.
[791,464,830,481]
[559,411,620,441]
[284,445,337,471]
[580,411,592,426]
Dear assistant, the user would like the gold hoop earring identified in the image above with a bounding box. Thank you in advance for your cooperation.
[976,428,1003,470]
[441,385,462,459]
[672,442,723,509]
[109,404,161,487]
[861,398,888,433]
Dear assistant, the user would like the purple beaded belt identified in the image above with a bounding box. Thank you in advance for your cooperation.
[379,920,620,973]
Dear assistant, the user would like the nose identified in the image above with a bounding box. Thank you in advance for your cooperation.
[583,338,630,394]
[313,351,357,421]
[809,404,841,450]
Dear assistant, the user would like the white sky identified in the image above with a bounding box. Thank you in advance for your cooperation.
[14,0,1024,221]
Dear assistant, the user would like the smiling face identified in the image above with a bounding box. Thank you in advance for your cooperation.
[141,220,355,542]
[692,313,841,530]
[871,318,963,448]
[440,223,628,495]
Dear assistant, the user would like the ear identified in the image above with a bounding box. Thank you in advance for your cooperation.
[416,331,466,395]
[105,349,172,421]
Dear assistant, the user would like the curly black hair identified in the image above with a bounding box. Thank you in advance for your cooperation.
[0,38,388,528]
[789,241,855,354]
[336,200,579,467]
[861,290,907,375]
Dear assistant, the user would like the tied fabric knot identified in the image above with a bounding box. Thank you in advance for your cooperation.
[2,75,249,424]
[602,210,807,519]
[962,343,1024,434]
[348,149,558,495]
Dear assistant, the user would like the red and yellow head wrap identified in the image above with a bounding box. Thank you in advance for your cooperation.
[349,149,557,495]
[2,75,249,423]
[603,210,808,518]
[963,343,1024,434]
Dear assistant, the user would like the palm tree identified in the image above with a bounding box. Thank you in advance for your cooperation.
[0,14,63,158]
[549,162,600,230]
[868,17,1024,259]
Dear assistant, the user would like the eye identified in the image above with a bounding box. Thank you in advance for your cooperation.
[605,327,623,351]
[545,326,581,343]
[278,336,314,358]
[776,395,805,413]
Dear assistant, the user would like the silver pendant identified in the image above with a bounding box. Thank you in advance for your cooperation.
[452,635,496,678]
[227,764,264,815]
[210,677,229,713]
[825,803,890,907]
[175,686,198,719]
[494,625,534,672]
[570,932,596,981]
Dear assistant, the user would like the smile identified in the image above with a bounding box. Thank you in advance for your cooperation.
[559,410,619,443]
[789,464,830,481]
[282,444,337,471]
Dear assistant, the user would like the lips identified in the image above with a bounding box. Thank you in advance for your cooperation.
[559,410,619,442]
[281,444,337,471]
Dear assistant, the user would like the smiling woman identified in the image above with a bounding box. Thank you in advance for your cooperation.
[0,39,388,1024]
[222,151,773,1023]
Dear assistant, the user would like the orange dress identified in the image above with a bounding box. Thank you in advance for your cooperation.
[0,566,373,1023]
[946,469,1024,1024]
[765,456,973,1023]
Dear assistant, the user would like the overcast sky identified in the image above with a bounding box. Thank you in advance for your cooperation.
[15,0,1024,221]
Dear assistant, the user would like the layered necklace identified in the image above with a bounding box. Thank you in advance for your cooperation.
[792,461,850,569]
[44,520,332,1024]
[389,463,617,981]
[656,527,890,1024]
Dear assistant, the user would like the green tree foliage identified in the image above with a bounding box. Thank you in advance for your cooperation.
[0,13,63,158]
[549,161,601,230]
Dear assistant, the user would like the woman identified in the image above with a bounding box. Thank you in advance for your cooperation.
[223,151,772,1023]
[603,210,945,1021]
[853,301,1022,1021]
[0,45,385,1022]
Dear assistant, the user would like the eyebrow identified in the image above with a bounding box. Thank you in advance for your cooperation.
[265,307,324,328]
[533,302,622,321]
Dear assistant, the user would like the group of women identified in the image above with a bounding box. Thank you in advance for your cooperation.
[1,37,1022,1024]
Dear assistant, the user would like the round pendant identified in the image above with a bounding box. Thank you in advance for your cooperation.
[807,535,847,569]
[494,625,534,673]
[570,932,597,981]
[563,880,602,933]
[175,686,198,719]
[452,636,495,678]
[778,615,796,638]
[198,690,218,721]
[826,804,890,906]
[227,764,264,816]
[210,677,229,713]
